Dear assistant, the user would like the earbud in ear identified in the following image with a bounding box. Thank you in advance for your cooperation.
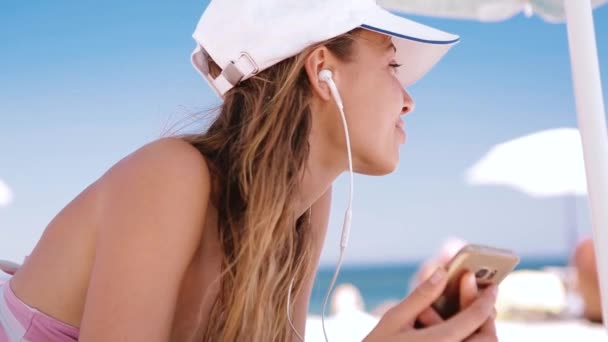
[318,69,343,110]
[319,69,333,83]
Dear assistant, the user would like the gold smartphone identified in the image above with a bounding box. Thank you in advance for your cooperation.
[431,244,520,319]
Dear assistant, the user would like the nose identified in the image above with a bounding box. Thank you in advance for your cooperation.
[401,89,415,116]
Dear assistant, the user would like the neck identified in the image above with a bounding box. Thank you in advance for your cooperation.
[296,122,346,216]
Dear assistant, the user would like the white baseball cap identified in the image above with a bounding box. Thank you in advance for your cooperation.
[191,0,459,98]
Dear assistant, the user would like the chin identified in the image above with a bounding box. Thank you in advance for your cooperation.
[355,156,399,176]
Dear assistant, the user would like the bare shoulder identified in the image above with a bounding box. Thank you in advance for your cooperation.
[97,137,211,209]
[79,138,215,340]
[94,136,214,249]
[103,137,210,184]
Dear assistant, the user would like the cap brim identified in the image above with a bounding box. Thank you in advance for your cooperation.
[362,6,460,86]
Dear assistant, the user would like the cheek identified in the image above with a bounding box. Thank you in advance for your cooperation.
[368,79,403,128]
[367,72,402,108]
[344,80,400,134]
[345,74,390,113]
[341,71,403,136]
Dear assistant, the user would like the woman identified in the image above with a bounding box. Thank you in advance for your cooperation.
[1,0,498,341]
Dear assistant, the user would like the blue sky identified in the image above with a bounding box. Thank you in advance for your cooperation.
[1,1,607,266]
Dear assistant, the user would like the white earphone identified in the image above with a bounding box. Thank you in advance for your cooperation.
[318,69,344,111]
[287,69,354,342]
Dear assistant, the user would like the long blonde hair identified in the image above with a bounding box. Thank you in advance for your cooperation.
[183,29,360,341]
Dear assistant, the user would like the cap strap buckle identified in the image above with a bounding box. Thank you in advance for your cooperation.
[213,52,259,95]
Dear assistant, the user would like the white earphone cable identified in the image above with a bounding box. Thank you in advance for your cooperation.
[287,70,353,342]
[320,86,353,342]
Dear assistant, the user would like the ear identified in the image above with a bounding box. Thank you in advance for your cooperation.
[304,46,335,102]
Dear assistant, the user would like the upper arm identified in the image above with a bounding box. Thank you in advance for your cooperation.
[291,187,332,340]
[79,138,211,342]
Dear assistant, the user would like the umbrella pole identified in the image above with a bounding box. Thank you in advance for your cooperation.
[564,196,578,252]
[564,0,608,330]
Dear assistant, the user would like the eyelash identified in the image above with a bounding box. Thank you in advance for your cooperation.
[389,63,402,70]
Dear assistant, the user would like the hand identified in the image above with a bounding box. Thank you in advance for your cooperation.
[416,271,498,341]
[458,272,498,342]
[364,268,497,342]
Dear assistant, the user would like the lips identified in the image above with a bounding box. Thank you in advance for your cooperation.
[395,118,406,144]
[395,119,404,130]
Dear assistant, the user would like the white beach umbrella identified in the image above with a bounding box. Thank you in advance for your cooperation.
[466,128,587,252]
[467,128,587,197]
[380,0,608,22]
[380,0,608,330]
[0,178,13,207]
[0,178,18,276]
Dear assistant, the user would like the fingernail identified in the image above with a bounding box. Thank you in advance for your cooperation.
[429,267,445,285]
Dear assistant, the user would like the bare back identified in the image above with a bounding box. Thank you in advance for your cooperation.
[10,138,225,341]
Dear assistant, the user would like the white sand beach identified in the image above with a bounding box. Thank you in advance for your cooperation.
[305,314,607,341]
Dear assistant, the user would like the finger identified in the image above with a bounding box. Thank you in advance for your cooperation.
[460,271,478,310]
[416,307,444,328]
[380,267,447,332]
[478,317,497,336]
[464,332,499,342]
[412,259,443,288]
[426,285,497,341]
[478,309,497,335]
